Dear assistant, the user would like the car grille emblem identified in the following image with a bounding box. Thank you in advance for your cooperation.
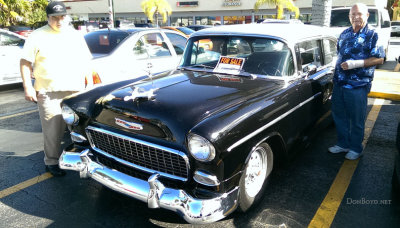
[115,118,143,130]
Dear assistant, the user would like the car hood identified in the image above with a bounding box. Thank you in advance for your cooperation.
[93,70,283,146]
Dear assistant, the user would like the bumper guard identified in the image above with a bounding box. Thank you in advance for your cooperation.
[59,149,239,224]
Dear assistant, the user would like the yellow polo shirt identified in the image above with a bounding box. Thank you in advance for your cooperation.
[22,25,92,92]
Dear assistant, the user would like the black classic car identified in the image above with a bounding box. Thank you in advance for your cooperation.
[59,23,337,224]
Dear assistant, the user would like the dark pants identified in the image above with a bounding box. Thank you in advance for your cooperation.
[331,84,369,153]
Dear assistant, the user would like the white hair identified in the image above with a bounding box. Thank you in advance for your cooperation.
[351,3,369,15]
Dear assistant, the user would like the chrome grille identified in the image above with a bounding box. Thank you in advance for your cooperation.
[86,126,189,181]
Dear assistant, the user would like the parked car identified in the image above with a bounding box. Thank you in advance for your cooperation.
[162,26,194,38]
[59,23,336,224]
[84,28,188,84]
[134,23,157,28]
[186,24,212,31]
[7,25,33,37]
[391,21,400,36]
[261,19,303,24]
[0,28,25,86]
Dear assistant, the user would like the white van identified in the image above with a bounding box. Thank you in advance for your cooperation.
[330,6,391,60]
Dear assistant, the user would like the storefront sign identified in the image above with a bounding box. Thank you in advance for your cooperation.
[177,1,199,7]
[222,0,241,7]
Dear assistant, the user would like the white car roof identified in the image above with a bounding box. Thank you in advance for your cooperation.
[0,28,26,40]
[192,23,336,44]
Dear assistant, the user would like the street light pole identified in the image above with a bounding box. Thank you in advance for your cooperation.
[108,0,115,28]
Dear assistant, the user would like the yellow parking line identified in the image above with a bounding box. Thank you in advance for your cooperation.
[0,109,38,120]
[308,98,384,228]
[0,172,53,199]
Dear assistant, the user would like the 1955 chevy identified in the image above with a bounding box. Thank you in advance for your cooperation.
[59,23,337,224]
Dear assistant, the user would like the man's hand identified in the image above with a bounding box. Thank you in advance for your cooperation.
[24,86,37,103]
[341,60,364,70]
[20,59,37,103]
[341,61,349,70]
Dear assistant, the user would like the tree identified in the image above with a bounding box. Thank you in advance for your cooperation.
[310,0,332,27]
[26,0,47,26]
[141,0,172,26]
[0,0,29,26]
[0,0,47,27]
[254,0,299,19]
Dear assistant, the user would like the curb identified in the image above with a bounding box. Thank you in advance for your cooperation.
[368,92,400,101]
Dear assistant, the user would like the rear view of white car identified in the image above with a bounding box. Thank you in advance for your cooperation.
[0,29,25,86]
[84,28,188,84]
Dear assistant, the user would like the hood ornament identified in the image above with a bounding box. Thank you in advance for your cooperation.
[124,87,158,102]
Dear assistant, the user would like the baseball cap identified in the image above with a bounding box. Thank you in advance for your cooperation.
[46,1,67,16]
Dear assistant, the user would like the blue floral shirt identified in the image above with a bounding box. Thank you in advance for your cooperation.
[334,24,385,88]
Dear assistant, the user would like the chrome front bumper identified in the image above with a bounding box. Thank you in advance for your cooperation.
[59,149,239,224]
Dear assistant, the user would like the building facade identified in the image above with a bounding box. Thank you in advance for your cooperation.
[63,0,387,26]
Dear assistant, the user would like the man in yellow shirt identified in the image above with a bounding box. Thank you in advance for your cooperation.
[20,1,92,176]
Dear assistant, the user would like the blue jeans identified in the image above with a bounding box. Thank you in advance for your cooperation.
[331,84,370,153]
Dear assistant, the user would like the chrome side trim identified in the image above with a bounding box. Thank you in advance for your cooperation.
[85,126,190,182]
[227,92,321,152]
[59,150,239,224]
[70,132,87,143]
[194,170,220,186]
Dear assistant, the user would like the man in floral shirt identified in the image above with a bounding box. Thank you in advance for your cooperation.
[328,3,384,160]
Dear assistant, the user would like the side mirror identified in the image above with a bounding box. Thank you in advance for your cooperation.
[382,21,391,28]
[198,47,205,54]
[303,64,317,77]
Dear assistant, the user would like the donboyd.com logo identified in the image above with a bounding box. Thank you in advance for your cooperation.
[347,198,392,205]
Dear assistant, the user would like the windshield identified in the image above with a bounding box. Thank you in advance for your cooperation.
[180,36,294,77]
[330,9,378,27]
[84,30,131,55]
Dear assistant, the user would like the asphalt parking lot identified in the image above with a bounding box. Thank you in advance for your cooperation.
[0,38,399,228]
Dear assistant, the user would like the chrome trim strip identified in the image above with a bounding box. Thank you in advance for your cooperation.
[70,132,87,143]
[227,92,321,152]
[59,150,240,224]
[194,170,220,186]
[85,126,190,182]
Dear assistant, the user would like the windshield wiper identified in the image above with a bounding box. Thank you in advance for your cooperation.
[191,64,215,69]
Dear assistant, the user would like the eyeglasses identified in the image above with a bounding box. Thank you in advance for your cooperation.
[349,13,365,18]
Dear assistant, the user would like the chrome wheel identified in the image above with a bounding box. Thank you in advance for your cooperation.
[238,142,273,212]
[244,146,268,198]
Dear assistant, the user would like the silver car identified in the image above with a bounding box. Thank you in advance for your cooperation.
[391,21,400,36]
[0,29,25,86]
[85,28,188,84]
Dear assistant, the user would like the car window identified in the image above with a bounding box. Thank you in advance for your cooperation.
[322,39,337,65]
[135,33,171,59]
[84,31,130,54]
[165,32,187,55]
[133,38,149,59]
[0,32,24,46]
[331,9,378,27]
[184,36,294,76]
[392,21,400,26]
[297,40,322,70]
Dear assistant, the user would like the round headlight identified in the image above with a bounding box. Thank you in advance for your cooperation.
[188,134,215,161]
[61,105,79,125]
